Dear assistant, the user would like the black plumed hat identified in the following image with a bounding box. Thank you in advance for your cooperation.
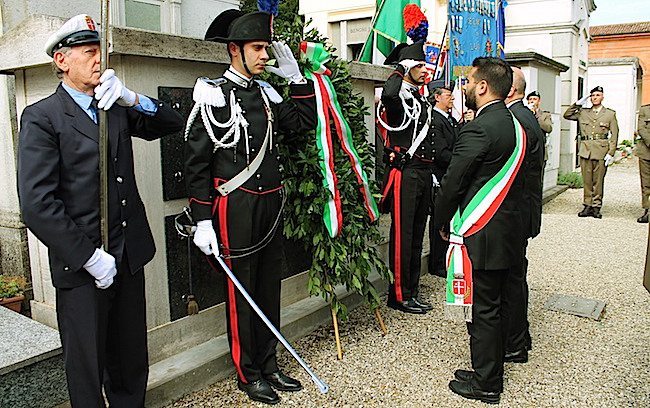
[384,41,426,65]
[205,10,273,43]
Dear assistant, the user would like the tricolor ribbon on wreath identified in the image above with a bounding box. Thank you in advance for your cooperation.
[445,116,526,322]
[299,41,380,238]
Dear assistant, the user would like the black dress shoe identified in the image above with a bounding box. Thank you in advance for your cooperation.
[449,380,500,404]
[504,348,528,363]
[591,207,603,219]
[454,369,474,382]
[263,371,303,392]
[238,379,280,405]
[411,298,433,311]
[637,210,648,223]
[387,299,427,314]
[578,205,593,217]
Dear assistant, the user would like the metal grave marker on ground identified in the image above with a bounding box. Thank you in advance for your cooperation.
[544,294,606,321]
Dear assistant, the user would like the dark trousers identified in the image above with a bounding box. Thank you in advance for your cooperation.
[56,252,148,408]
[503,240,531,352]
[467,268,509,392]
[388,166,432,302]
[214,188,282,383]
[428,187,449,276]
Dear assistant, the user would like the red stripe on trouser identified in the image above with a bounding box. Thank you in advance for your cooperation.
[393,170,403,302]
[217,196,247,383]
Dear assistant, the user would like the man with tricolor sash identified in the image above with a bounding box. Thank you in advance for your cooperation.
[378,34,435,315]
[434,57,525,404]
[183,7,316,405]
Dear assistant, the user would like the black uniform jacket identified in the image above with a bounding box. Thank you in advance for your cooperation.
[18,84,184,288]
[434,101,524,270]
[185,77,316,221]
[381,65,434,163]
[431,108,459,180]
[509,100,544,239]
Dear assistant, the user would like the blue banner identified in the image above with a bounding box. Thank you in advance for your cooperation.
[448,0,506,79]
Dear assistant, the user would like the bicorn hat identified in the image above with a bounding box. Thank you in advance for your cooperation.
[205,5,275,44]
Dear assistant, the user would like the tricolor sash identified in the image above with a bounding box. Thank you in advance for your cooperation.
[445,115,526,321]
[300,41,380,238]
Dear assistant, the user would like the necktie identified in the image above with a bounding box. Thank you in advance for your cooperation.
[89,99,99,124]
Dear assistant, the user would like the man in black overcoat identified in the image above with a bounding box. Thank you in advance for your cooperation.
[17,14,184,407]
[503,67,545,362]
[434,57,524,404]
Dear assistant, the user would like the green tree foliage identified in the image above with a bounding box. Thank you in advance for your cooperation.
[241,0,391,319]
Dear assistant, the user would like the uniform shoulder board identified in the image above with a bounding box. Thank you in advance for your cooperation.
[606,107,616,113]
[192,77,226,107]
[255,80,284,104]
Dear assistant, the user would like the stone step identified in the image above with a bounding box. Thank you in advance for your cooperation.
[144,271,388,408]
[0,306,67,408]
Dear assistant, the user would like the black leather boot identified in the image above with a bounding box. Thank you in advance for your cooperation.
[591,207,603,219]
[637,209,649,223]
[578,205,592,217]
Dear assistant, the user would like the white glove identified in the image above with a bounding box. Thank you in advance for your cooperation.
[399,59,422,71]
[432,174,441,188]
[265,41,304,84]
[84,248,117,289]
[193,220,220,256]
[604,153,614,167]
[576,95,590,106]
[94,68,137,110]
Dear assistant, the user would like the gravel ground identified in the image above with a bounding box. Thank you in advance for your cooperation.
[169,158,650,408]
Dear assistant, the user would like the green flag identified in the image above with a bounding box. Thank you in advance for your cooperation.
[359,0,420,63]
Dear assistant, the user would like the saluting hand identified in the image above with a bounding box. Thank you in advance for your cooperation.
[265,41,304,84]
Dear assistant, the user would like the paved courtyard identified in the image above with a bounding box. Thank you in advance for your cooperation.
[169,157,650,407]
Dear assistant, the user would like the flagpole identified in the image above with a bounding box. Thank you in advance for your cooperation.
[433,17,448,79]
[99,0,110,248]
[358,0,387,61]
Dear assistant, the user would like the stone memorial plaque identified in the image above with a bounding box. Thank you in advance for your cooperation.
[158,86,193,201]
[165,214,312,321]
[544,293,606,321]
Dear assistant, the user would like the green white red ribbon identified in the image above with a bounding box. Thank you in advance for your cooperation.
[445,116,526,321]
[300,41,379,237]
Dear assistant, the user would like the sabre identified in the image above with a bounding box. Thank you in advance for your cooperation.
[213,255,329,393]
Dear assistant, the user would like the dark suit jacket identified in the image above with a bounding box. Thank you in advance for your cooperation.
[509,100,545,239]
[431,108,459,180]
[18,84,184,288]
[434,101,524,270]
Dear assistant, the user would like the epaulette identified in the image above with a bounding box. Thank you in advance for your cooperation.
[606,107,616,113]
[193,77,226,107]
[255,80,283,104]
